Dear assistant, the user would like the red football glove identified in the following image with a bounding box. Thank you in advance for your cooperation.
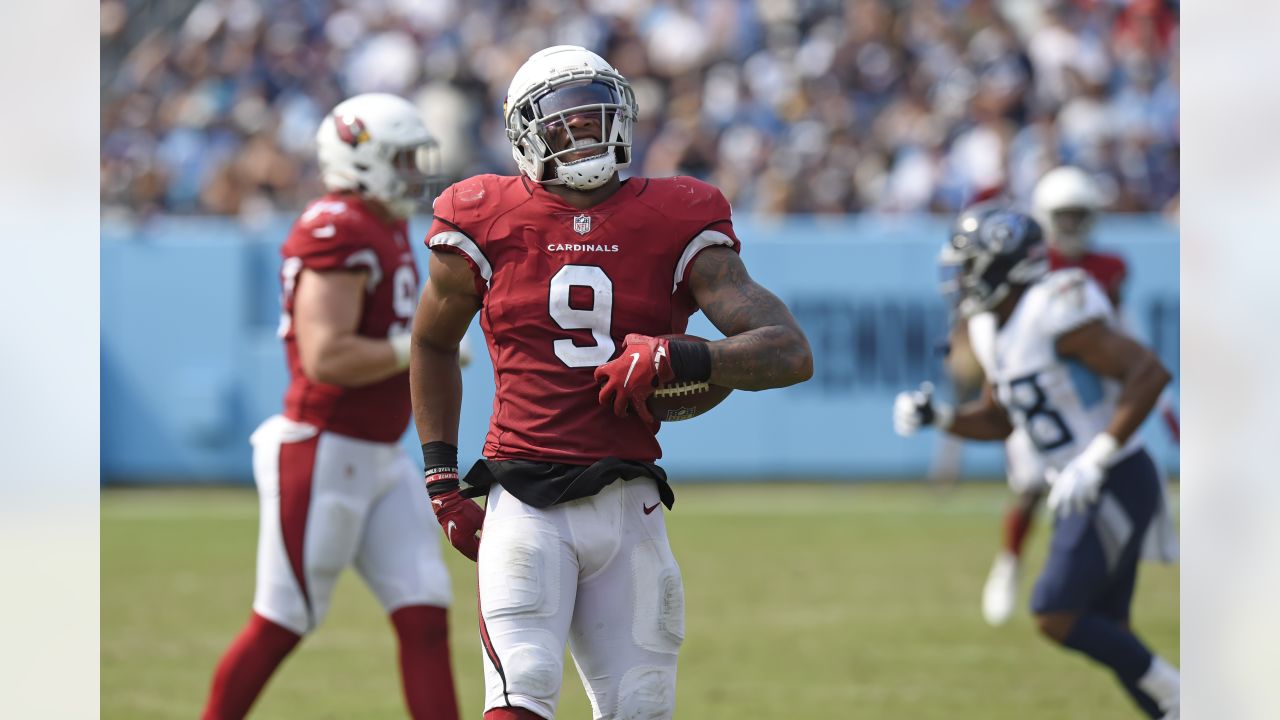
[425,465,484,562]
[594,333,675,424]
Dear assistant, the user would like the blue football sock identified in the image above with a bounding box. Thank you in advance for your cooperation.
[1062,613,1161,718]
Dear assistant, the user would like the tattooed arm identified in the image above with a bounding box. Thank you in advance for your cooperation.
[688,246,813,390]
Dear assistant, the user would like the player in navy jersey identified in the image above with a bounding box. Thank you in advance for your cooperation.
[409,46,812,720]
[202,94,460,720]
[895,210,1180,718]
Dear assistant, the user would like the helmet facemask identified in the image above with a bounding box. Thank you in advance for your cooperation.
[939,211,1049,317]
[507,72,635,191]
[379,140,444,218]
[1045,205,1096,259]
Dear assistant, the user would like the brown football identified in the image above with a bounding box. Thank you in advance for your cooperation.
[646,334,733,422]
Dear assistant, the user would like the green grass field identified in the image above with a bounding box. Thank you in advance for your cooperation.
[102,483,1178,719]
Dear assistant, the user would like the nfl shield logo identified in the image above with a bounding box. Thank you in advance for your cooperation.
[573,214,592,235]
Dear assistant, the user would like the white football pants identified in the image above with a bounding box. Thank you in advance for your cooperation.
[1005,427,1049,495]
[478,477,684,720]
[249,415,451,635]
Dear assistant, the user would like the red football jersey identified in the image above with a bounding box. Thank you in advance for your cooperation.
[427,175,740,465]
[279,193,420,442]
[1049,248,1128,307]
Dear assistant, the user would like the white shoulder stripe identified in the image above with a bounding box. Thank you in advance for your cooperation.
[429,230,492,287]
[344,249,382,292]
[673,229,734,293]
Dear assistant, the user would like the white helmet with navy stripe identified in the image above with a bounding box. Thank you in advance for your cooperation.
[504,46,637,191]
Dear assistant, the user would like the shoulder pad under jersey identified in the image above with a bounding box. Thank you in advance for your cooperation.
[1034,269,1113,337]
[432,174,529,232]
[635,176,733,224]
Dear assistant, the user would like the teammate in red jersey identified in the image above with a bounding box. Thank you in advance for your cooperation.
[409,46,812,720]
[978,166,1179,627]
[1036,166,1129,307]
[202,94,461,720]
[1040,167,1177,439]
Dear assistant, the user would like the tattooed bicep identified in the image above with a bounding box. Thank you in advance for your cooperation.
[688,246,799,335]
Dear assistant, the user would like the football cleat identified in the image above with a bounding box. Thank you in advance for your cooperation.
[982,551,1020,626]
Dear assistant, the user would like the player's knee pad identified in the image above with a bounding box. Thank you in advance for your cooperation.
[254,577,327,636]
[615,666,676,720]
[630,539,684,655]
[479,515,561,620]
[252,602,312,638]
[502,642,562,701]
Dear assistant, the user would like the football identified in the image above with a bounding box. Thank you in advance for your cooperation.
[646,334,733,422]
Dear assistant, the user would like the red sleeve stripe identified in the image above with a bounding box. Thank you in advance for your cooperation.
[428,230,492,288]
[673,229,734,293]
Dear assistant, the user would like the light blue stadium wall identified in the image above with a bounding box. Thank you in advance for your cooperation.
[101,215,1179,483]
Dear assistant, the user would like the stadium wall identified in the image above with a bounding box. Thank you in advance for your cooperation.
[101,215,1178,483]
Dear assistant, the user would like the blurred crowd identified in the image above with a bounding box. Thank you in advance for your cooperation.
[101,0,1179,222]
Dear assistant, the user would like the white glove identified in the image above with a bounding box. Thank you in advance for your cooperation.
[892,382,954,437]
[390,332,413,370]
[1046,434,1119,517]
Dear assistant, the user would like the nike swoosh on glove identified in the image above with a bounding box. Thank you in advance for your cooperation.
[426,466,484,561]
[593,333,675,424]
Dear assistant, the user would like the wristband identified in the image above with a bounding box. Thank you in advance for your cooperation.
[668,339,712,383]
[390,333,413,370]
[422,441,459,496]
[1079,433,1119,468]
[932,403,955,431]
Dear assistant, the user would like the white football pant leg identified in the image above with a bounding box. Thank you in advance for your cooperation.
[250,419,376,635]
[568,479,682,720]
[1005,428,1048,495]
[354,448,452,612]
[478,485,579,719]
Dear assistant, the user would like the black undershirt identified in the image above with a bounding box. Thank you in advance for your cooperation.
[460,456,675,510]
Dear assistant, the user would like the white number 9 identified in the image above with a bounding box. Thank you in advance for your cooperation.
[549,264,614,367]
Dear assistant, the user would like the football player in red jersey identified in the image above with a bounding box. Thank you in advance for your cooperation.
[978,167,1180,627]
[202,94,461,720]
[1035,166,1129,307]
[409,46,813,720]
[1035,169,1179,446]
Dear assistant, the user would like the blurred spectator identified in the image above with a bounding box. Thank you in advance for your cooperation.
[101,0,1179,221]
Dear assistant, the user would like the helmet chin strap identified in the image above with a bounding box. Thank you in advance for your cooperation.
[555,151,616,191]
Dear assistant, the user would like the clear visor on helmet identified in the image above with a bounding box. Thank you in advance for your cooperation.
[528,80,625,160]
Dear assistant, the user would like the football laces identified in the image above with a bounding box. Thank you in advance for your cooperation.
[651,381,710,398]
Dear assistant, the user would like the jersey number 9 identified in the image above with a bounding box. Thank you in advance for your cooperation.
[548,264,616,367]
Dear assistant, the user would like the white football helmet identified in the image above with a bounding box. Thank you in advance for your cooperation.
[1032,166,1100,259]
[316,93,442,218]
[504,45,636,191]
